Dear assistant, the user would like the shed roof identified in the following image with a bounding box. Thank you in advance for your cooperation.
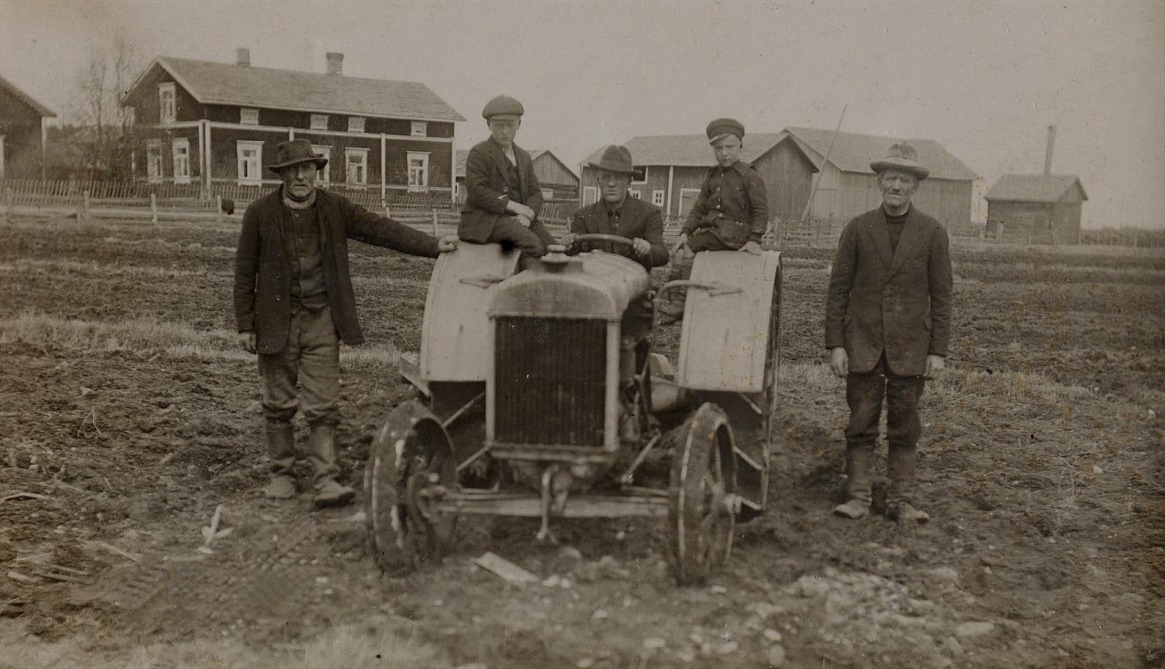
[131,57,464,122]
[985,174,1088,203]
[0,73,56,118]
[456,148,578,180]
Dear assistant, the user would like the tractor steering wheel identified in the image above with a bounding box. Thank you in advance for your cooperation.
[571,233,636,251]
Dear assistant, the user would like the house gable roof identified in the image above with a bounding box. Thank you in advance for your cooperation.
[130,57,464,122]
[529,149,579,182]
[0,73,56,118]
[457,148,579,181]
[985,174,1088,203]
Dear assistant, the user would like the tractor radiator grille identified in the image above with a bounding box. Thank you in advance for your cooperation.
[494,317,607,446]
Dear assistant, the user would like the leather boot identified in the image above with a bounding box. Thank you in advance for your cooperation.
[834,442,873,519]
[888,443,928,524]
[264,423,296,500]
[307,424,354,507]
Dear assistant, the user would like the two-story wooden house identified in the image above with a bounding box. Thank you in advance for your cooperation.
[0,73,56,179]
[121,49,464,202]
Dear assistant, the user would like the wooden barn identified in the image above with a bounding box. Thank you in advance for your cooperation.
[455,147,579,202]
[120,49,464,201]
[580,127,977,230]
[0,73,56,179]
[985,174,1087,245]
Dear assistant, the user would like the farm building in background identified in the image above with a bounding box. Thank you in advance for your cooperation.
[120,49,464,202]
[0,73,56,179]
[985,174,1087,245]
[580,127,977,230]
[455,147,579,202]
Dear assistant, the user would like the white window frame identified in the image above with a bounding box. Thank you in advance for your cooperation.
[679,187,702,216]
[348,117,365,133]
[410,121,427,137]
[171,138,191,184]
[541,188,554,201]
[158,83,176,125]
[310,114,329,131]
[652,190,665,207]
[146,140,163,183]
[628,189,642,200]
[311,145,331,184]
[631,165,647,184]
[236,140,264,185]
[407,151,430,191]
[582,185,598,206]
[240,108,259,125]
[345,147,369,186]
[0,135,6,180]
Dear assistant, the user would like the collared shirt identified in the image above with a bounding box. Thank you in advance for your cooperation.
[682,160,770,239]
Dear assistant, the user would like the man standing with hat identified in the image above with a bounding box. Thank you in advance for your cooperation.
[824,142,953,525]
[660,117,770,323]
[561,144,669,269]
[458,95,556,259]
[234,139,458,508]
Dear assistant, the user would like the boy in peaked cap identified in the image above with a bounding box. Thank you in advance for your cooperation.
[458,95,557,259]
[660,118,770,323]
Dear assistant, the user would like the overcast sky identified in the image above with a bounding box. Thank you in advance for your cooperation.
[2,0,1162,228]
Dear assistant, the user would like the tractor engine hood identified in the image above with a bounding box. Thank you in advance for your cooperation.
[488,251,650,321]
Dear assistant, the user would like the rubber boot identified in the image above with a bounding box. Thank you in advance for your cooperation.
[834,442,873,519]
[887,443,928,524]
[264,423,296,500]
[307,424,354,508]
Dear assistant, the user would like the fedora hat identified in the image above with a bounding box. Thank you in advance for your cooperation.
[587,144,637,176]
[267,139,328,173]
[870,142,929,181]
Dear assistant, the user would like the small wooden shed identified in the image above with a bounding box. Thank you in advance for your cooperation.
[985,175,1087,244]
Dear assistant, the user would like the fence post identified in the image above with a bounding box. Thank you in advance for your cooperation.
[215,195,223,224]
[150,193,159,226]
[431,208,440,237]
[384,203,391,219]
[83,190,91,223]
[3,187,10,223]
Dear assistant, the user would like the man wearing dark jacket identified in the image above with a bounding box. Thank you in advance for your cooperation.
[825,143,952,525]
[234,139,457,507]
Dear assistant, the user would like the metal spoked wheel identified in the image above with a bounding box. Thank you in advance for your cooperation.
[365,400,457,575]
[669,403,738,586]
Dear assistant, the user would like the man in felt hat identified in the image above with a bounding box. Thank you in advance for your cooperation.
[659,117,770,323]
[561,144,669,269]
[458,95,556,259]
[234,138,458,508]
[824,142,952,525]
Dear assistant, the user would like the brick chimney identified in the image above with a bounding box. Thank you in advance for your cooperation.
[326,52,343,76]
[236,48,250,67]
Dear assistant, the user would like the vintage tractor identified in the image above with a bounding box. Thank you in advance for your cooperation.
[364,234,782,585]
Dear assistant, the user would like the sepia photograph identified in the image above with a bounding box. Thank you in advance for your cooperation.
[0,0,1162,667]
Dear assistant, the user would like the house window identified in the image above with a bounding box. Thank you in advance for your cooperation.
[312,145,331,184]
[236,140,264,185]
[541,188,554,201]
[583,186,598,205]
[348,117,365,133]
[146,140,163,182]
[629,189,642,200]
[172,139,191,184]
[240,108,259,125]
[631,166,647,183]
[652,190,665,207]
[407,151,429,191]
[345,147,368,186]
[158,83,176,125]
[310,114,329,131]
[410,121,427,137]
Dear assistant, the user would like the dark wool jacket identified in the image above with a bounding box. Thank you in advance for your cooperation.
[234,187,440,354]
[568,196,670,269]
[458,137,545,243]
[824,206,953,376]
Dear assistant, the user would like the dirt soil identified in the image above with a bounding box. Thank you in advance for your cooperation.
[0,215,1162,669]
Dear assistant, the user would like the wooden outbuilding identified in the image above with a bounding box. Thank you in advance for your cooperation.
[120,49,464,202]
[0,73,56,179]
[455,148,579,202]
[985,174,1087,245]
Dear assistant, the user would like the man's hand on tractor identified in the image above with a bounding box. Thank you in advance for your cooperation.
[437,236,459,253]
[672,232,689,254]
[738,240,763,255]
[632,238,651,258]
[559,232,579,248]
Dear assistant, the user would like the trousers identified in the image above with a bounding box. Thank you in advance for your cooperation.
[486,216,557,259]
[844,353,926,505]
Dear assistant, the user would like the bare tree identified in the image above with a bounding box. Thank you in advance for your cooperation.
[68,36,145,179]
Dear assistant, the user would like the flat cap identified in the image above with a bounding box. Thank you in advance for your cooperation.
[706,118,745,143]
[482,95,525,119]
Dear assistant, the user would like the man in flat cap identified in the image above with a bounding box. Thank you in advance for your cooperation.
[825,143,952,525]
[660,117,770,322]
[561,144,669,269]
[458,95,556,260]
[234,139,458,508]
